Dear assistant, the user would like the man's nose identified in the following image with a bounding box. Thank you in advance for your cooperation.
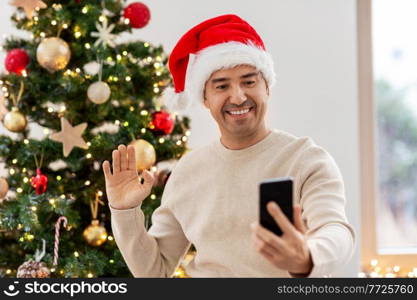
[229,85,247,105]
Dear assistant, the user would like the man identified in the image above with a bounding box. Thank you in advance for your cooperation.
[102,14,355,277]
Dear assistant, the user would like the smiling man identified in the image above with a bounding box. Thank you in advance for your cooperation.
[104,14,355,277]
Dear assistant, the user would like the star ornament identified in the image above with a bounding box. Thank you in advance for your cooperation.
[91,17,116,48]
[50,117,88,157]
[9,0,47,20]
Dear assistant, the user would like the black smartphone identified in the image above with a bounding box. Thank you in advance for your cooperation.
[259,177,294,236]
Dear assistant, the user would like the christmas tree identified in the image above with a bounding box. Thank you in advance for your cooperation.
[0,0,191,278]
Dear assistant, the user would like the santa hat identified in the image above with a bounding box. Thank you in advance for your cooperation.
[164,14,276,112]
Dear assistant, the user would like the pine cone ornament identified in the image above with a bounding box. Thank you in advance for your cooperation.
[17,260,50,278]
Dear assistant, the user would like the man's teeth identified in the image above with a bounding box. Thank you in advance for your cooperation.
[228,108,251,115]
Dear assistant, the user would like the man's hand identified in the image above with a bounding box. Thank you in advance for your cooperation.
[102,144,155,210]
[251,202,313,277]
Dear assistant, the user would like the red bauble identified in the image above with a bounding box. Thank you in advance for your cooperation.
[31,168,48,195]
[123,2,151,29]
[151,111,174,135]
[5,49,29,76]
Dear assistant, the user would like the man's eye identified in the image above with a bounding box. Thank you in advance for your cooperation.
[216,85,228,90]
[244,81,255,85]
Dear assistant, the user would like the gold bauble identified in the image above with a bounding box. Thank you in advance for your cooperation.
[83,220,108,246]
[0,177,8,200]
[129,139,156,171]
[36,37,71,73]
[87,81,111,104]
[3,107,27,132]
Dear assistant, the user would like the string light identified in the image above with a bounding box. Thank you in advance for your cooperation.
[6,269,11,274]
[85,180,91,186]
[153,87,160,93]
[12,159,17,164]
[16,188,23,193]
[40,32,46,38]
[144,42,149,47]
[74,251,79,258]
[140,110,148,116]
[82,6,88,14]
[116,54,122,61]
[123,121,129,127]
[62,24,68,29]
[86,153,92,159]
[141,128,146,134]
[150,194,156,200]
[47,107,54,113]
[124,18,130,25]
[23,139,29,144]
[125,76,131,82]
[109,259,114,263]
[176,141,182,146]
[87,272,93,278]
[31,206,37,211]
[23,177,29,183]
[122,51,128,56]
[158,138,165,144]
[99,15,106,23]
[9,169,15,175]
[49,199,55,205]
[60,194,65,199]
[114,120,120,125]
[43,128,49,135]
[85,43,91,49]
[56,175,62,181]
[51,20,57,26]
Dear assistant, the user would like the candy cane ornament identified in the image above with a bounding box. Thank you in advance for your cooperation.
[53,216,68,266]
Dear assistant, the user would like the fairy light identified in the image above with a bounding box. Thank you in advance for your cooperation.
[56,175,62,181]
[85,180,91,186]
[24,139,29,144]
[129,106,134,111]
[17,224,22,229]
[86,153,92,159]
[23,177,29,183]
[40,32,46,38]
[158,138,165,144]
[87,272,93,278]
[82,6,88,14]
[99,15,106,23]
[156,71,161,76]
[140,110,148,116]
[109,259,114,263]
[49,199,55,205]
[9,169,15,175]
[124,18,130,25]
[98,190,103,197]
[51,20,57,26]
[176,140,182,146]
[74,251,79,258]
[34,16,39,22]
[19,237,24,242]
[107,236,114,241]
[60,270,64,275]
[22,168,27,172]
[144,42,149,47]
[153,62,161,68]
[50,268,56,272]
[21,70,28,77]
[75,68,81,73]
[6,269,11,274]
[74,31,82,38]
[47,107,54,113]
[141,128,146,134]
[113,77,119,82]
[106,56,113,62]
[62,23,68,29]
[123,121,129,127]
[185,130,191,136]
[115,120,120,125]
[125,76,131,82]
[146,56,152,63]
[153,87,160,93]
[43,128,49,135]
[12,159,17,164]
[16,188,23,193]
[87,142,91,147]
[370,259,378,267]
[182,136,188,142]
[150,194,156,200]
[85,43,91,49]
[122,51,128,56]
[60,194,65,199]
[116,54,122,61]
[60,105,66,112]
[31,206,37,211]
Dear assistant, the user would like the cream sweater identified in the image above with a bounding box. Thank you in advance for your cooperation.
[110,129,355,277]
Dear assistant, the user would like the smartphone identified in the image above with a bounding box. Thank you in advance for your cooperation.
[259,177,294,236]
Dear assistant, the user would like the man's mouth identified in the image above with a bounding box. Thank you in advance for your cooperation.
[224,106,255,117]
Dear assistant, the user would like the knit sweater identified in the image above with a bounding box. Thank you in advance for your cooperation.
[109,129,355,277]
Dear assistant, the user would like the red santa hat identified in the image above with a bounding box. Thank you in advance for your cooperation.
[164,14,276,111]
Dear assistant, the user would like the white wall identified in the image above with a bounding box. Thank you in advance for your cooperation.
[0,0,360,277]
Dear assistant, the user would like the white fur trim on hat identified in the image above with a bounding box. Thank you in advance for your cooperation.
[185,41,276,105]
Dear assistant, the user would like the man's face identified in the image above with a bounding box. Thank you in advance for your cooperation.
[203,64,269,138]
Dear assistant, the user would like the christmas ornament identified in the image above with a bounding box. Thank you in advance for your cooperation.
[129,139,156,171]
[123,2,151,29]
[17,239,50,278]
[36,37,71,73]
[2,81,27,133]
[3,107,26,132]
[49,117,88,157]
[53,216,67,266]
[83,193,107,246]
[31,169,48,195]
[5,48,30,75]
[150,111,174,135]
[9,0,47,20]
[0,177,9,199]
[91,17,116,48]
[0,91,8,121]
[83,61,100,76]
[87,81,111,104]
